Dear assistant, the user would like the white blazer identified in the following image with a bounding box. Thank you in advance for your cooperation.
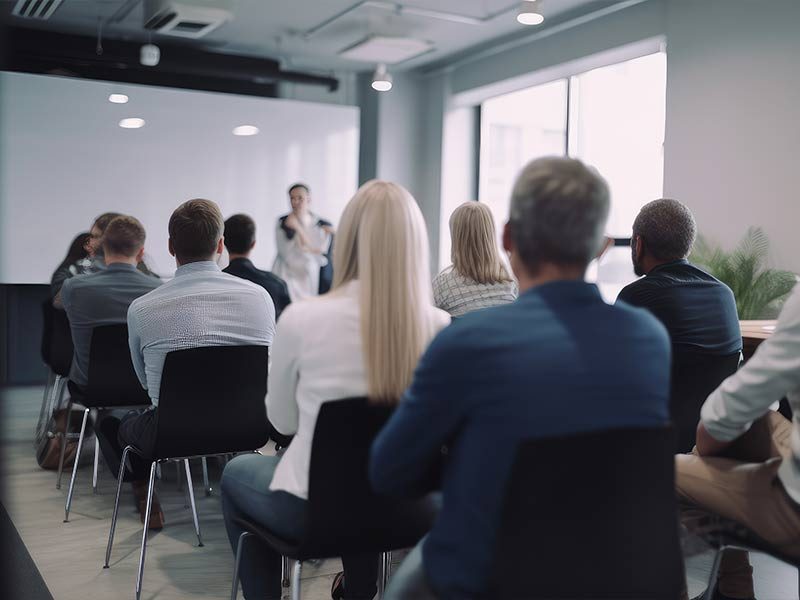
[267,279,450,499]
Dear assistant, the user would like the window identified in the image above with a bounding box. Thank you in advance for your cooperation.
[478,51,666,300]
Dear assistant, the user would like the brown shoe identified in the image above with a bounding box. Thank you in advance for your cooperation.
[131,481,166,530]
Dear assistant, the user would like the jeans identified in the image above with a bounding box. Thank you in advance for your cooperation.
[221,453,379,600]
[94,408,155,481]
[383,538,438,600]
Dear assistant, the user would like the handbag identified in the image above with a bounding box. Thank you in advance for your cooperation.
[36,408,82,470]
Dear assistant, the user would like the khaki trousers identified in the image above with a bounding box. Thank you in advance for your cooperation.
[676,411,800,597]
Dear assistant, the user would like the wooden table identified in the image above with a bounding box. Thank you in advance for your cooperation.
[740,320,777,361]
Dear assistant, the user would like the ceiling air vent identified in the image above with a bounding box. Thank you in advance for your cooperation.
[339,36,434,65]
[143,1,231,39]
[12,0,64,20]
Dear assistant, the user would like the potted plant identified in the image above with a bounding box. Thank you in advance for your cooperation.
[690,227,797,320]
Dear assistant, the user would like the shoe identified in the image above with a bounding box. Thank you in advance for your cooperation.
[331,571,344,600]
[132,481,166,530]
[690,586,755,600]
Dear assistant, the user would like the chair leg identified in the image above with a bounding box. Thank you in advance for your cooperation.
[92,430,100,494]
[104,445,131,568]
[135,461,158,600]
[202,457,212,496]
[704,548,723,600]
[231,531,253,600]
[184,459,203,547]
[291,560,302,600]
[281,555,291,588]
[64,408,89,522]
[56,398,73,489]
[378,551,392,599]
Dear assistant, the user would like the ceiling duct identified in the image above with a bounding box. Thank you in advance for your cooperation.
[12,0,64,20]
[143,0,232,39]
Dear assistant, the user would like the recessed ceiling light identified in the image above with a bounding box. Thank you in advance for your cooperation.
[119,118,145,129]
[371,64,393,92]
[109,93,129,104]
[233,125,259,136]
[517,0,545,25]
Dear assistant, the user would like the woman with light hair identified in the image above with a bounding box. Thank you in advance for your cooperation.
[220,180,450,600]
[433,201,517,317]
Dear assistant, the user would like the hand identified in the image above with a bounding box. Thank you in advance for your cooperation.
[285,214,300,231]
[321,225,335,236]
[695,422,732,457]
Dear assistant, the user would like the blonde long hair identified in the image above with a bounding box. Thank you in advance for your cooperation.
[449,201,513,284]
[333,180,436,403]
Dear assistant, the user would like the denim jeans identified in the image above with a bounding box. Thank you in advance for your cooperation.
[221,453,380,600]
[383,538,438,600]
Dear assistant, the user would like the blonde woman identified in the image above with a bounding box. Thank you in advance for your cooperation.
[434,201,517,317]
[221,180,450,600]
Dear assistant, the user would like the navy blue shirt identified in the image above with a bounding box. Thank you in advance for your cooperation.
[617,260,741,355]
[369,281,671,598]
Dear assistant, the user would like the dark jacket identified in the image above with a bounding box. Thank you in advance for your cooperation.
[223,257,291,319]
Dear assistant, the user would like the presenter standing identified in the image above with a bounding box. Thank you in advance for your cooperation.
[273,183,334,301]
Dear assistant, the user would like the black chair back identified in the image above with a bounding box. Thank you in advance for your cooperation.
[41,301,74,376]
[671,351,740,453]
[154,345,269,459]
[299,397,437,557]
[86,324,151,408]
[490,427,684,600]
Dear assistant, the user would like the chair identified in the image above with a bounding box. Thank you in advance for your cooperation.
[36,301,74,448]
[489,427,684,599]
[230,397,438,600]
[699,516,800,599]
[671,351,741,453]
[104,344,270,600]
[61,324,152,521]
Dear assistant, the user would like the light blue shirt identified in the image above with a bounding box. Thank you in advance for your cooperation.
[127,261,275,405]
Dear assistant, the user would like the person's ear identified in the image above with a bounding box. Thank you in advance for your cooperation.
[168,238,176,257]
[634,236,644,261]
[249,241,256,251]
[502,221,513,254]
[136,246,145,263]
[217,237,225,255]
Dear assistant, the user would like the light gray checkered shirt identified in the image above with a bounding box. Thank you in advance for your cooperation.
[432,267,518,317]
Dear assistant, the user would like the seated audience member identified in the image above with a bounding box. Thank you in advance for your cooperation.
[223,213,291,319]
[617,199,741,451]
[677,285,800,600]
[369,157,672,600]
[221,181,449,600]
[433,201,517,317]
[52,212,122,303]
[49,232,91,300]
[101,199,275,529]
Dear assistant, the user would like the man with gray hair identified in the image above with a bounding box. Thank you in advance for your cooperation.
[617,199,741,452]
[370,157,674,599]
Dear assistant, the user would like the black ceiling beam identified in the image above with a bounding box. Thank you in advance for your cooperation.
[1,26,339,97]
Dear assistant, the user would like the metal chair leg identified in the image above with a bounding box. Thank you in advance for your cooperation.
[64,408,89,522]
[378,551,392,599]
[281,555,291,588]
[202,456,212,496]
[291,560,302,600]
[231,531,253,600]
[184,459,203,547]
[56,398,73,489]
[135,461,158,600]
[104,445,131,568]
[703,548,724,600]
[92,430,100,494]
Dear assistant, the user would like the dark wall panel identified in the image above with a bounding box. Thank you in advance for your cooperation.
[0,284,49,386]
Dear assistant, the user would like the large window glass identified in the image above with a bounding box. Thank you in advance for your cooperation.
[478,51,666,300]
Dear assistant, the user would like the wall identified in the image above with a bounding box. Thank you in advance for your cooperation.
[662,0,800,272]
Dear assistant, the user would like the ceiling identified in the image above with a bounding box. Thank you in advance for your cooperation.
[1,0,626,73]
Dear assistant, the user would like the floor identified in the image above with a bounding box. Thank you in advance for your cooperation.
[1,385,798,600]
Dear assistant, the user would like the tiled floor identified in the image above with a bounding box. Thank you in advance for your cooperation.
[2,385,797,599]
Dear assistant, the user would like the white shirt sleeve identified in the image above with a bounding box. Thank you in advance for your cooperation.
[266,304,302,435]
[126,303,148,390]
[702,286,800,441]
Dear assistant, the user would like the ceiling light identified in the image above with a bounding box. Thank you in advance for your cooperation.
[340,36,434,65]
[233,125,260,136]
[119,118,145,129]
[371,64,393,92]
[517,0,544,25]
[108,93,129,104]
[140,43,160,67]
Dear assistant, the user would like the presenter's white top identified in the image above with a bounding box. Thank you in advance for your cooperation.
[127,261,275,405]
[267,280,450,499]
[702,286,800,504]
[272,212,330,302]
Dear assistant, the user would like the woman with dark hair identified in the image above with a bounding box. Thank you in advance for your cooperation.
[50,232,91,299]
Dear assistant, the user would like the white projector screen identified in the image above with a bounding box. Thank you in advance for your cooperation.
[0,71,359,283]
